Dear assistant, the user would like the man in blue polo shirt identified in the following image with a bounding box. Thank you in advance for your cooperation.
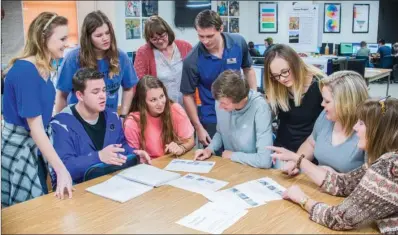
[180,9,257,149]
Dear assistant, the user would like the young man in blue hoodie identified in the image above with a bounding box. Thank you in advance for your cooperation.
[50,68,150,186]
[194,70,273,168]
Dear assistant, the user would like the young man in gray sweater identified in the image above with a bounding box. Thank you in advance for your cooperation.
[194,70,273,168]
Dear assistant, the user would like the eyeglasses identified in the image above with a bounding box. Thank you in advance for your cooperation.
[270,68,290,81]
[150,33,167,43]
[378,95,391,115]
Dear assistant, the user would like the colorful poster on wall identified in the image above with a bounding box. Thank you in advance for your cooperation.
[142,18,148,36]
[125,19,141,39]
[229,18,239,33]
[217,1,228,16]
[221,17,229,32]
[323,3,341,33]
[229,1,239,16]
[125,1,141,17]
[258,2,278,33]
[288,3,322,52]
[142,0,158,17]
[352,4,369,33]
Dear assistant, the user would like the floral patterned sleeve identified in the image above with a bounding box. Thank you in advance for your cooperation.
[309,153,398,232]
[320,164,367,197]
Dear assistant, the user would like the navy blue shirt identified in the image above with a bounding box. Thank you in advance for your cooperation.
[180,33,252,124]
[377,45,392,59]
[3,60,56,131]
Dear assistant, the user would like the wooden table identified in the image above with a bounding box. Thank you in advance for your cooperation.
[365,68,393,96]
[2,151,379,234]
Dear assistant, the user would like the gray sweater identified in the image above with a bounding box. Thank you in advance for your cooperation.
[208,91,273,168]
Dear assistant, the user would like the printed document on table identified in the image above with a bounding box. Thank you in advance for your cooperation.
[86,176,153,203]
[201,177,286,208]
[176,202,248,234]
[167,173,228,195]
[164,159,215,173]
[117,163,181,187]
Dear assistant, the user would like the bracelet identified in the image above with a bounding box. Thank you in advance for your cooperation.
[296,154,306,169]
[178,144,187,155]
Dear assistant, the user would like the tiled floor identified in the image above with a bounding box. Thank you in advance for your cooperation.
[368,82,398,98]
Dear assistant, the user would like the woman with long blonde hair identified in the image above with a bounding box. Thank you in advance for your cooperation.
[268,71,369,175]
[55,11,138,118]
[264,44,325,161]
[268,97,398,233]
[2,12,73,207]
[124,76,195,161]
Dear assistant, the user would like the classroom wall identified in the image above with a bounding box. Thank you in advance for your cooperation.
[1,0,380,64]
[88,0,380,54]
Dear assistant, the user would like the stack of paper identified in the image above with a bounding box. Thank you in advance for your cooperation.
[176,202,248,234]
[86,164,181,203]
[164,159,215,173]
[167,173,228,195]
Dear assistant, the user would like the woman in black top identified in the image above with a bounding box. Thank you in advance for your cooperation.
[263,44,324,158]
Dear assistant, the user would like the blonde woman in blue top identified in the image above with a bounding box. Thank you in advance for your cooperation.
[55,11,138,118]
[2,12,73,207]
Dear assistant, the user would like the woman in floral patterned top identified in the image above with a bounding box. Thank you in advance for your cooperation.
[268,97,398,234]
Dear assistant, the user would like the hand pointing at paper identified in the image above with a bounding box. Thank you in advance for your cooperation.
[194,148,213,161]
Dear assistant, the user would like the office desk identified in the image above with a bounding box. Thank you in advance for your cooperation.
[2,152,379,234]
[365,68,392,96]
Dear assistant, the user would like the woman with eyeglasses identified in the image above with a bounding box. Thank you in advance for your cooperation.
[266,71,368,176]
[267,96,398,233]
[55,11,138,119]
[264,44,325,167]
[133,15,192,106]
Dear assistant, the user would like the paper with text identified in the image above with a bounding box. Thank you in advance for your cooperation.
[86,176,153,203]
[164,159,215,173]
[118,163,181,187]
[176,202,248,234]
[167,173,228,195]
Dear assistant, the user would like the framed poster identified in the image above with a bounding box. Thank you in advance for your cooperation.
[352,4,370,33]
[258,2,278,33]
[323,3,341,33]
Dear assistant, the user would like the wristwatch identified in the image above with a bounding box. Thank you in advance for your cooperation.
[299,196,309,209]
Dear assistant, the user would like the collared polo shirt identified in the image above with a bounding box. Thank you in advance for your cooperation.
[180,32,252,124]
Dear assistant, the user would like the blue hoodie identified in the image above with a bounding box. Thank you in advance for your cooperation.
[208,90,273,168]
[50,106,135,184]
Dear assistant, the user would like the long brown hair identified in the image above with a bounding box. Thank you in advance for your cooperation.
[357,97,398,164]
[264,44,325,113]
[79,11,119,78]
[128,75,176,150]
[5,12,68,77]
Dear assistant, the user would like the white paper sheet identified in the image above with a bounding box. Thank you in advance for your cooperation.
[86,176,153,203]
[202,177,286,208]
[117,164,181,187]
[167,173,228,195]
[176,202,248,234]
[164,159,215,173]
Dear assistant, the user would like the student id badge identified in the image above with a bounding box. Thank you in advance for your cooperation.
[226,58,237,64]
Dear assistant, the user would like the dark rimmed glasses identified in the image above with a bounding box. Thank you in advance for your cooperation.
[270,68,290,81]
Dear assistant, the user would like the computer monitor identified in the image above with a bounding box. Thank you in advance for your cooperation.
[254,44,266,55]
[385,43,392,48]
[352,43,361,54]
[320,43,334,55]
[367,43,379,54]
[340,43,353,55]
